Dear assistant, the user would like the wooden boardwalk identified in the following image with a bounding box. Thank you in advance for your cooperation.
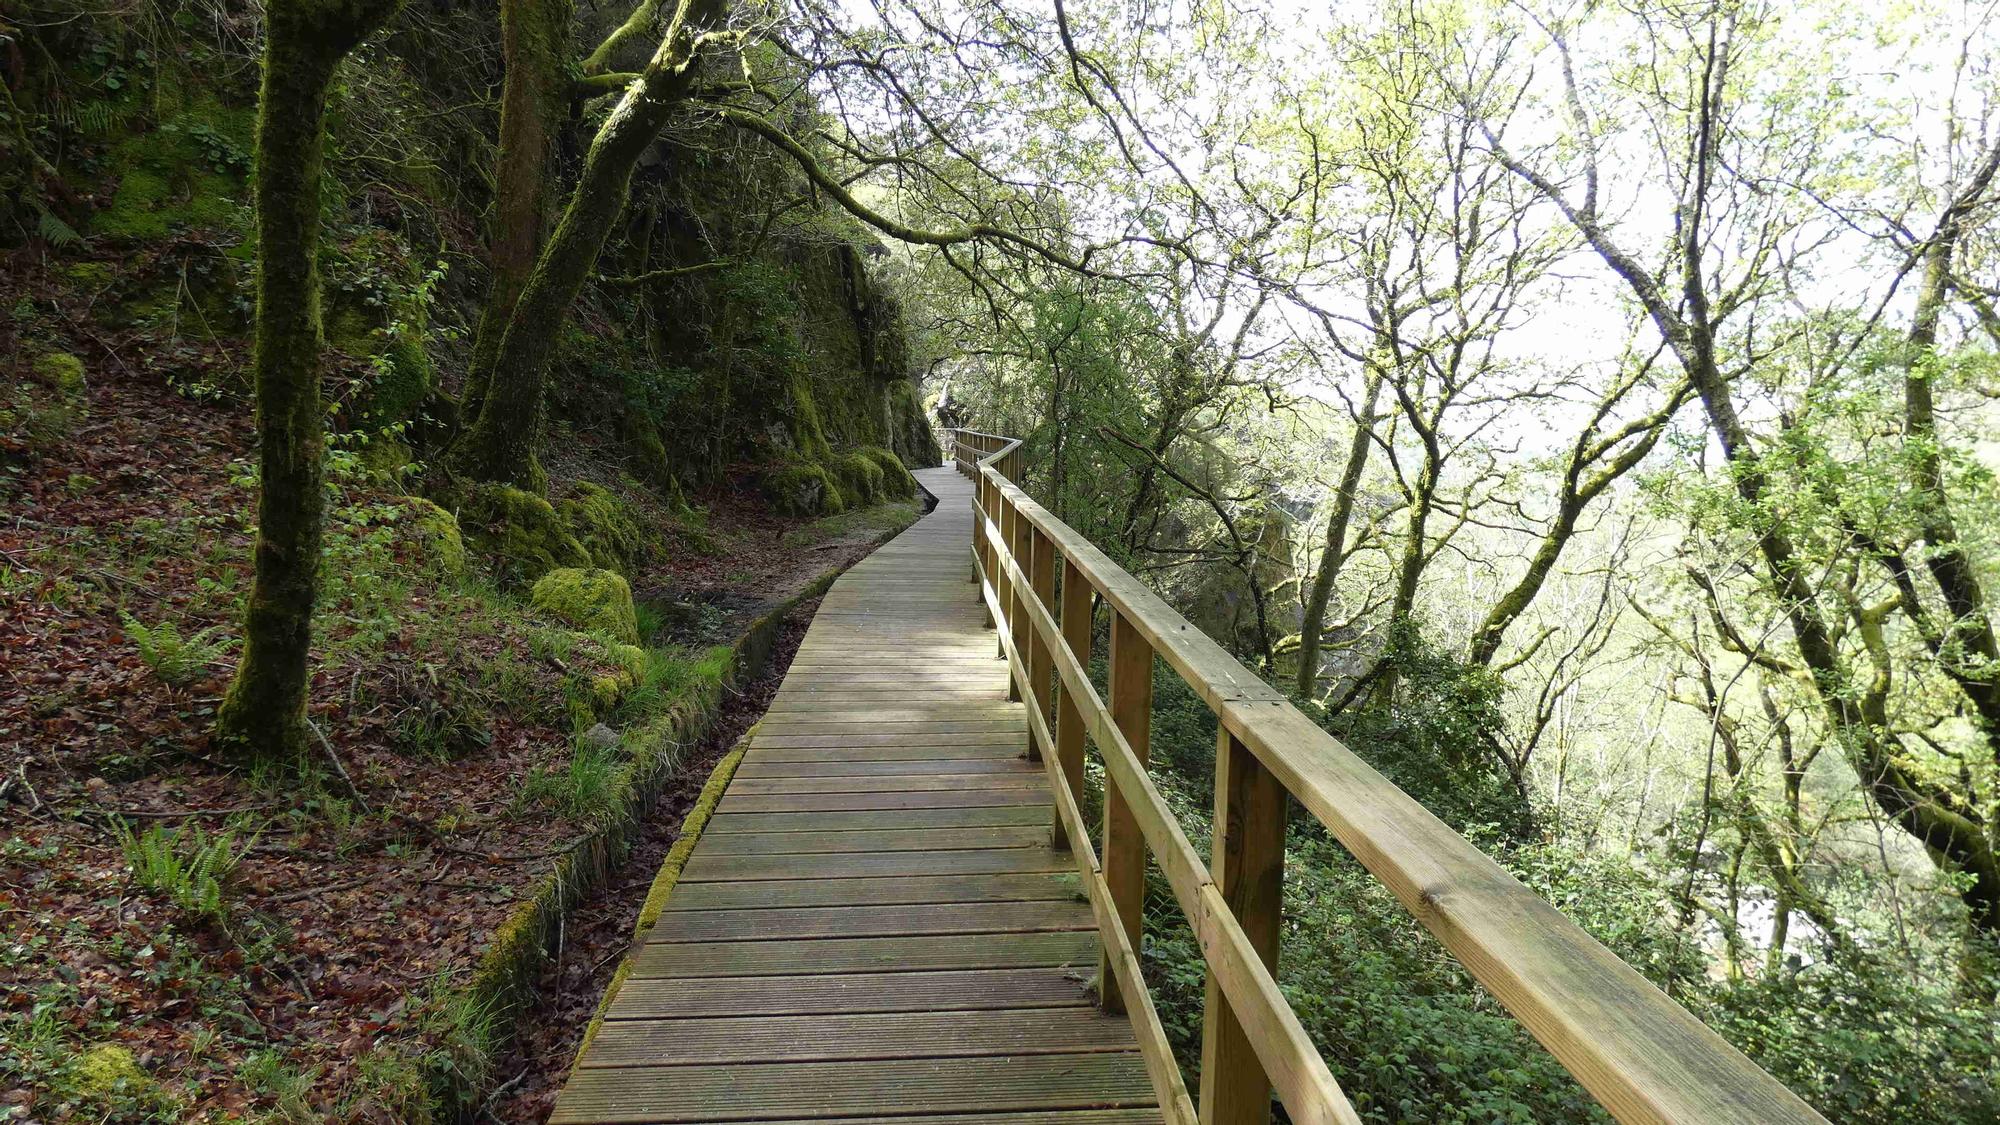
[552,467,1163,1125]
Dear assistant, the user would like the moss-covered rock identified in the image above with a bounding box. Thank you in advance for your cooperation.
[531,567,639,645]
[2,353,90,462]
[857,446,916,499]
[557,482,643,573]
[762,460,845,517]
[401,497,468,578]
[460,483,590,584]
[33,351,87,397]
[828,450,886,507]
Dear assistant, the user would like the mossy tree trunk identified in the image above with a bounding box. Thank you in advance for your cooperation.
[451,0,729,490]
[463,0,576,420]
[214,0,404,762]
[1293,366,1379,697]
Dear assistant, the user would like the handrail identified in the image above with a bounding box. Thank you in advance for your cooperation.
[943,428,1829,1125]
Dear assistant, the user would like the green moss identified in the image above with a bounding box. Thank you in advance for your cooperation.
[460,483,590,584]
[74,1044,147,1094]
[91,103,254,241]
[557,482,643,574]
[609,644,648,680]
[856,446,916,498]
[32,352,87,398]
[829,450,886,507]
[401,497,468,578]
[783,371,835,462]
[60,262,114,290]
[633,738,749,935]
[762,460,845,517]
[531,567,639,645]
[3,353,89,460]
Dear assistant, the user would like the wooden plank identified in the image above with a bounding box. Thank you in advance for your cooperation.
[627,931,1096,978]
[607,968,1094,1018]
[746,743,1028,763]
[753,720,1026,736]
[665,873,1079,910]
[552,1053,1156,1124]
[749,732,1030,750]
[714,788,1050,812]
[705,806,1052,832]
[736,758,1040,778]
[758,708,1023,722]
[679,846,1070,882]
[653,1112,1163,1125]
[580,1009,1140,1067]
[696,826,1047,856]
[728,773,1047,795]
[646,899,1093,942]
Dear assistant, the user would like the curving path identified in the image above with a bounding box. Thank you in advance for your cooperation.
[551,466,1162,1125]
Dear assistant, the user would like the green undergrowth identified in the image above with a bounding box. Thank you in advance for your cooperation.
[778,499,921,548]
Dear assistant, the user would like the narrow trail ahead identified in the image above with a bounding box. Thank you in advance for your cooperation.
[551,466,1161,1124]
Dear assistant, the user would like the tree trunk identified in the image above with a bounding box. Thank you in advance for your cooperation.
[1294,367,1380,696]
[215,0,404,761]
[451,0,727,489]
[463,0,575,420]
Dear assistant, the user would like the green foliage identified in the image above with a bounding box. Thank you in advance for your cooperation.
[1692,960,2000,1125]
[2,353,90,461]
[90,101,254,241]
[119,612,232,686]
[1320,621,1531,843]
[113,820,248,922]
[514,742,620,822]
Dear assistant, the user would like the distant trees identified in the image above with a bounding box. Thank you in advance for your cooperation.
[1464,0,2000,956]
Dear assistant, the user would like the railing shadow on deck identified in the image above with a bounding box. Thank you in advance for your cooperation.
[946,428,1828,1125]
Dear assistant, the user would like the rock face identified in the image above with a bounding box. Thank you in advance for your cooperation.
[530,568,641,645]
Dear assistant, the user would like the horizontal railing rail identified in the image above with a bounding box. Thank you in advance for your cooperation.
[944,428,1828,1125]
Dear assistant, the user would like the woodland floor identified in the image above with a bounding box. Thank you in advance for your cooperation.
[0,346,924,1121]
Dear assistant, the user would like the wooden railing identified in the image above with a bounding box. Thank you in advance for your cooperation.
[946,428,1828,1125]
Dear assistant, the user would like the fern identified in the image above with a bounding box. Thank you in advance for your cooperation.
[115,820,249,921]
[121,612,232,686]
[34,206,81,248]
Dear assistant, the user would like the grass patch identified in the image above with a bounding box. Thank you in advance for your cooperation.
[777,499,920,548]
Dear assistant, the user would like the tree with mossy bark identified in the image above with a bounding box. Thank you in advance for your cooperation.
[447,0,1112,492]
[215,0,406,762]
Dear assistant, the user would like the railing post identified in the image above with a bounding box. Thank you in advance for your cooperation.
[995,489,1018,684]
[1008,494,1034,717]
[1053,559,1091,850]
[1025,525,1055,763]
[1100,610,1151,1014]
[1199,726,1287,1125]
[968,440,986,591]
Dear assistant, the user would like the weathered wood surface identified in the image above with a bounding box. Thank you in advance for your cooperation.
[552,467,1162,1125]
